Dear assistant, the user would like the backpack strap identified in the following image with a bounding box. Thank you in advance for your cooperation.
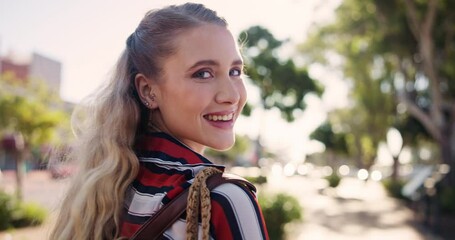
[130,173,255,240]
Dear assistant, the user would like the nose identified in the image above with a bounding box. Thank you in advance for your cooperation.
[215,77,242,105]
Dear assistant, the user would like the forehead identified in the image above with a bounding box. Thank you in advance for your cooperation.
[165,24,242,68]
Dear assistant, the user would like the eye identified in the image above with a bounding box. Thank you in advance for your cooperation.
[229,68,242,77]
[192,70,213,79]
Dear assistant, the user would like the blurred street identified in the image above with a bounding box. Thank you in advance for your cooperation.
[0,170,442,240]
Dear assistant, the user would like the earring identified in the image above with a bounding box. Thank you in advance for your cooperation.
[150,93,156,102]
[144,101,150,107]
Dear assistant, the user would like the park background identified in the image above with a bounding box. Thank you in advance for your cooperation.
[1,0,454,239]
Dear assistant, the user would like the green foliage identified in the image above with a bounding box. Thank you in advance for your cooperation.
[11,202,48,228]
[327,108,386,169]
[245,175,267,185]
[0,191,15,230]
[0,75,70,148]
[382,179,407,200]
[239,26,322,121]
[325,173,342,188]
[300,0,455,178]
[0,190,47,230]
[310,121,348,155]
[258,193,303,240]
[440,186,455,214]
[395,114,432,146]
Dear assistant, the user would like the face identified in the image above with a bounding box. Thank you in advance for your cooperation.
[151,24,247,154]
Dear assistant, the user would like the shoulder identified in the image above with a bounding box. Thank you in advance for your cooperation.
[208,173,258,208]
[210,181,260,219]
[209,182,268,239]
[211,181,256,202]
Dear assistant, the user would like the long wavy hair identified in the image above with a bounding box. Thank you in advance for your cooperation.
[50,3,227,240]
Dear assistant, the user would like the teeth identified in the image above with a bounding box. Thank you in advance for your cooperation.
[207,113,234,121]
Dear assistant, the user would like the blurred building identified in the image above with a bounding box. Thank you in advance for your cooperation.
[0,51,72,170]
[0,52,62,94]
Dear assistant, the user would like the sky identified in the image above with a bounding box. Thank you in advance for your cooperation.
[0,0,348,162]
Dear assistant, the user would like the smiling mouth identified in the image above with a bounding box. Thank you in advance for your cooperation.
[204,113,234,121]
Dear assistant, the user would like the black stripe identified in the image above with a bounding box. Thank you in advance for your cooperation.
[211,192,244,238]
[136,150,188,165]
[136,150,213,165]
[132,179,173,194]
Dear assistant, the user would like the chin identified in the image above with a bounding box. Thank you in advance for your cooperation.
[209,140,235,151]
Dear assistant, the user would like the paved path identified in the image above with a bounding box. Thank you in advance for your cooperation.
[266,174,441,240]
[0,170,442,240]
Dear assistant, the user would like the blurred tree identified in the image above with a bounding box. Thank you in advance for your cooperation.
[300,0,455,184]
[330,105,393,170]
[0,74,70,199]
[309,121,348,167]
[239,26,323,121]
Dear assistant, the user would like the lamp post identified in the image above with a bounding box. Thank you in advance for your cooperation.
[386,128,403,182]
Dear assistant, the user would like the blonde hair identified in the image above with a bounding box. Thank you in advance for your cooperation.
[50,3,227,240]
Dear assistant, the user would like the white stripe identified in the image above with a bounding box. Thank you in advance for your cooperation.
[126,186,166,216]
[139,158,208,175]
[138,158,225,179]
[212,183,263,239]
[139,157,184,166]
[139,157,224,169]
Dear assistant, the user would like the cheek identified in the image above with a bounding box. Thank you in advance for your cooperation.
[237,81,248,107]
[173,88,208,117]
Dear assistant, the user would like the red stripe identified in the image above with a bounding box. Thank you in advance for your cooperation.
[137,166,186,187]
[255,198,270,240]
[137,166,186,201]
[136,136,204,164]
[211,200,234,240]
[165,185,185,199]
[120,221,141,238]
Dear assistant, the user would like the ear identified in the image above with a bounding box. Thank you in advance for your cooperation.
[134,73,158,109]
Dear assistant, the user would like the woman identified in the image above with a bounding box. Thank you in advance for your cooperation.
[50,3,268,240]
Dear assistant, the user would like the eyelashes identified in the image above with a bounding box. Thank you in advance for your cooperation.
[192,69,213,79]
[229,68,242,77]
[191,67,243,79]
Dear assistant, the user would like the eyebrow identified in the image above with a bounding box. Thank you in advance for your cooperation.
[187,59,244,71]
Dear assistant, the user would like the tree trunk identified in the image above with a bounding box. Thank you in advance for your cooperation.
[354,138,364,169]
[403,0,455,188]
[15,150,25,200]
[449,111,455,186]
[391,156,400,182]
[441,128,455,186]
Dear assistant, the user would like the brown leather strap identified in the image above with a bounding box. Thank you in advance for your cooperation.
[130,173,255,240]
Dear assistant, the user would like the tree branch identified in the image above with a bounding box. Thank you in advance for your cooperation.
[419,0,443,129]
[398,93,442,142]
[403,0,444,129]
[423,0,437,35]
[403,0,422,40]
[443,13,455,59]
